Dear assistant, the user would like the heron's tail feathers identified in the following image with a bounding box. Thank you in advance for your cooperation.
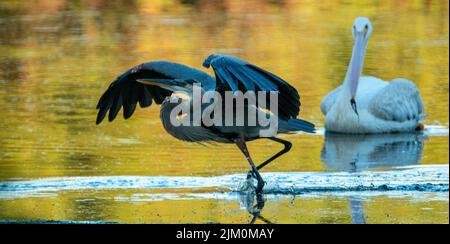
[280,118,316,134]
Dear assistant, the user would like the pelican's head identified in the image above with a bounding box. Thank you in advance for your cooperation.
[348,17,373,116]
[352,17,373,41]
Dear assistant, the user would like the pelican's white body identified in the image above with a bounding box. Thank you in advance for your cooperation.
[321,17,425,134]
[321,76,425,134]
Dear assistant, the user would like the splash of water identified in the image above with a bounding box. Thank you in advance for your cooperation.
[0,165,447,200]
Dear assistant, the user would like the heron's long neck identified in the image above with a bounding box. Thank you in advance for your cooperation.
[159,97,218,143]
[160,99,186,140]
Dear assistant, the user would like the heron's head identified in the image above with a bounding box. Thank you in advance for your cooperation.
[170,92,191,102]
[348,17,373,116]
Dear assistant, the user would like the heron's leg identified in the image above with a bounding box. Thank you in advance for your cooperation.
[247,137,292,178]
[257,137,292,170]
[235,138,265,193]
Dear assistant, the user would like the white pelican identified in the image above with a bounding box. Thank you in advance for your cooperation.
[321,17,426,134]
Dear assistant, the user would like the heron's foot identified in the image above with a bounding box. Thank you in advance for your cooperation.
[243,170,265,194]
[239,177,256,194]
[246,170,256,179]
[238,187,266,213]
[255,179,265,194]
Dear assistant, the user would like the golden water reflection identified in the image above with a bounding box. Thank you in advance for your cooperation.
[0,189,447,224]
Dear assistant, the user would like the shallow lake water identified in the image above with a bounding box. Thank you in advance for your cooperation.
[0,0,448,224]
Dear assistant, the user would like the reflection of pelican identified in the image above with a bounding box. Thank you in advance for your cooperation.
[321,17,425,133]
[321,132,424,224]
[321,132,425,171]
[349,197,366,224]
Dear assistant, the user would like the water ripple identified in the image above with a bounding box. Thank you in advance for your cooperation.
[313,125,449,136]
[0,165,447,200]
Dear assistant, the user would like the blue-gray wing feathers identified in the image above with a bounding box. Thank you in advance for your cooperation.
[203,54,300,120]
[96,61,214,124]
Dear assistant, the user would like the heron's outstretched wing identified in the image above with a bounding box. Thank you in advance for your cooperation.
[96,61,215,124]
[203,54,300,120]
[368,78,424,122]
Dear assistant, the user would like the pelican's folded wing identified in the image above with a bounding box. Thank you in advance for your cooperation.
[96,61,214,124]
[368,78,424,122]
[203,54,300,120]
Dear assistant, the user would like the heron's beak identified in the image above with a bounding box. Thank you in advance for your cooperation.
[137,78,185,87]
[136,78,194,92]
[136,79,160,86]
[348,30,367,116]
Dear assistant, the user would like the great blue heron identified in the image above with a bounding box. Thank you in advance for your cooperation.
[96,54,315,193]
[320,17,426,133]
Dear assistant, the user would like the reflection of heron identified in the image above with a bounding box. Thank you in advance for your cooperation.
[96,54,315,194]
[238,192,273,224]
[321,132,425,171]
[321,132,425,224]
[321,17,426,133]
